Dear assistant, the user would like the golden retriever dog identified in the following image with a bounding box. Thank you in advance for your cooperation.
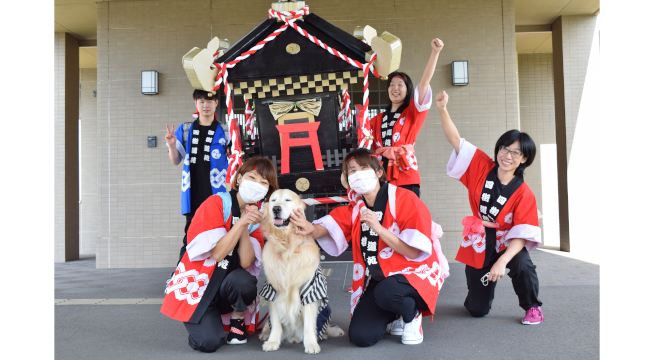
[258,189,344,354]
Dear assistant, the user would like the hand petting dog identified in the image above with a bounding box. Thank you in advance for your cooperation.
[290,208,314,236]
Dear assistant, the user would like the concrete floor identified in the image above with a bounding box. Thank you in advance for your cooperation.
[55,250,599,359]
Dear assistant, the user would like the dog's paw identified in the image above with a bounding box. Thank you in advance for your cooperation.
[325,324,345,337]
[263,341,281,352]
[304,341,321,354]
[288,336,301,344]
[259,321,271,340]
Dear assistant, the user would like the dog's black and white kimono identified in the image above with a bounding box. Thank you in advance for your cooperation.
[259,266,332,340]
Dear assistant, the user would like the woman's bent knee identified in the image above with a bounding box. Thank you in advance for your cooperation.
[349,331,380,348]
[465,306,490,318]
[189,334,224,353]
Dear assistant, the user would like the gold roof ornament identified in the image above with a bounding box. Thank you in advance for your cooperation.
[182,37,230,92]
[353,25,377,45]
[369,31,402,78]
[354,26,402,77]
[271,1,306,13]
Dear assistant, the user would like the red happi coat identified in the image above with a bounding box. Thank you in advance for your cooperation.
[318,184,449,317]
[161,193,264,331]
[370,85,432,186]
[447,139,542,269]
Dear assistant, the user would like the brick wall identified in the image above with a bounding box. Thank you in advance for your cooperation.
[93,0,519,268]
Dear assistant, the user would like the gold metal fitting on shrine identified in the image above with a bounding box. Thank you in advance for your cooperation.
[295,177,310,192]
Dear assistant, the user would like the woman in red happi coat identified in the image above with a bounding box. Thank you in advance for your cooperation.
[161,157,279,352]
[290,149,450,347]
[368,38,444,198]
[436,90,545,325]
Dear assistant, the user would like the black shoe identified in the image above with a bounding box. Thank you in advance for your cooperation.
[227,317,247,344]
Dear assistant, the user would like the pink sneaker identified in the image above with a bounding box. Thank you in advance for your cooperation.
[522,307,545,325]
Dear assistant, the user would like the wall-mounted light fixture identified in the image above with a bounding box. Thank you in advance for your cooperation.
[452,61,469,86]
[141,70,159,94]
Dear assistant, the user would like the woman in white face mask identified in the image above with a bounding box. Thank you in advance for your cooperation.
[289,149,449,348]
[163,156,279,351]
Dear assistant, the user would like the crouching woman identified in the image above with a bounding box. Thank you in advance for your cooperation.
[161,157,278,352]
[436,90,545,324]
[290,149,449,347]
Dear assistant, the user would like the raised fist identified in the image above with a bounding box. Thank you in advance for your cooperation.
[436,91,449,110]
[431,38,444,53]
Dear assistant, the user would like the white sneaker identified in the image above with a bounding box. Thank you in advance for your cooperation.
[386,316,405,335]
[401,311,423,345]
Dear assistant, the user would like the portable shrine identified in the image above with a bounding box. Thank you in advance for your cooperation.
[182,1,403,208]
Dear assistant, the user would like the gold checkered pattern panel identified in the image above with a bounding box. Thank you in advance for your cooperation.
[231,70,362,99]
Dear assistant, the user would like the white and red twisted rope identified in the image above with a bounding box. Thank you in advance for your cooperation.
[205,5,383,204]
[338,89,351,129]
[210,6,309,126]
[227,119,243,185]
[244,95,256,139]
[268,9,380,78]
[301,196,349,206]
[268,7,380,149]
[358,54,377,149]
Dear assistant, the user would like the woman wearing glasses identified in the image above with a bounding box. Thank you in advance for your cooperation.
[435,91,545,325]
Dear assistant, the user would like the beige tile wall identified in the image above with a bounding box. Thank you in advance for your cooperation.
[93,0,519,268]
[80,68,98,255]
[518,53,555,244]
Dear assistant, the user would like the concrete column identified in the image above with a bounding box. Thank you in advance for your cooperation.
[551,17,570,252]
[551,15,599,252]
[54,33,80,262]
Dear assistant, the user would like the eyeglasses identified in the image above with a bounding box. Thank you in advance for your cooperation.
[499,146,523,159]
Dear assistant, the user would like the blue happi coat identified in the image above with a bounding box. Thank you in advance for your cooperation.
[174,121,229,215]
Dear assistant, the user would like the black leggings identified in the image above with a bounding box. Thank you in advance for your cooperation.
[349,276,428,347]
[183,269,258,352]
[464,247,542,317]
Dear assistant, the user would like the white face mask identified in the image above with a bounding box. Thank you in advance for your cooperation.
[348,169,378,195]
[238,177,269,204]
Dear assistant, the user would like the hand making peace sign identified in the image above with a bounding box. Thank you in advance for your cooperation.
[165,124,176,148]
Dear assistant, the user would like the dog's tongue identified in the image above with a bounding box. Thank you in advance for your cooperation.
[274,218,284,225]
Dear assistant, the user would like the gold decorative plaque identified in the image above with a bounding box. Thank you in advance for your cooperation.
[286,43,301,54]
[295,177,310,192]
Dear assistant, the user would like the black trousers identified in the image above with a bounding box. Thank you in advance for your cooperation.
[464,247,542,317]
[349,276,428,347]
[398,184,420,198]
[183,269,258,353]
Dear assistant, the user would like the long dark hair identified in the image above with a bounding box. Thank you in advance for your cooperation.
[493,130,536,177]
[385,71,414,112]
